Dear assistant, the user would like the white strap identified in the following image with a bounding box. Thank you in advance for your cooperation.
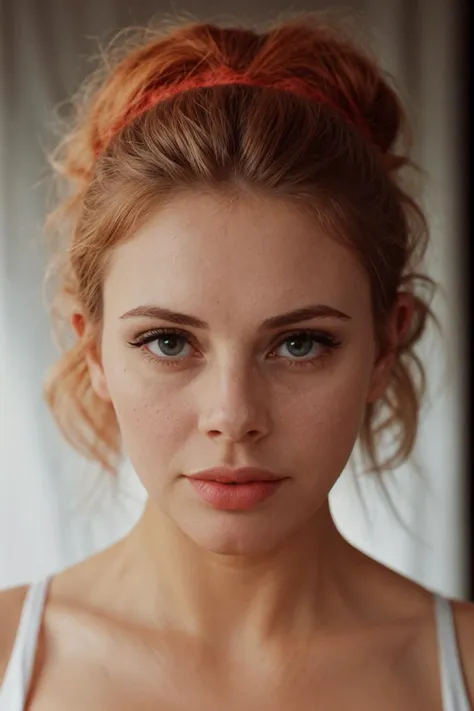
[434,593,471,711]
[0,578,49,710]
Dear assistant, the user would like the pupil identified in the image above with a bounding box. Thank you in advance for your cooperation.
[160,336,182,356]
[288,336,312,356]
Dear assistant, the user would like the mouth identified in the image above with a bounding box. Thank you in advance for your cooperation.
[186,477,285,510]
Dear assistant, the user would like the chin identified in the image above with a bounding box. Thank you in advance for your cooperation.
[175,510,290,557]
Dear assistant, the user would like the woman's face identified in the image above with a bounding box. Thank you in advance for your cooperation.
[85,190,393,554]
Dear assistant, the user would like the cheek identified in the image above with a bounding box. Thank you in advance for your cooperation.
[116,384,190,437]
[285,368,371,470]
[101,352,193,470]
[112,384,193,490]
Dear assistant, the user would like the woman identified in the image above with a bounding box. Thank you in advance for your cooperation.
[0,13,472,711]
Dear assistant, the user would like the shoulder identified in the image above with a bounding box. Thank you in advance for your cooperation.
[451,598,474,707]
[0,585,29,686]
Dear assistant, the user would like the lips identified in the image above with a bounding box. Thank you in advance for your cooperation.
[187,466,284,484]
[185,466,286,510]
[187,479,283,510]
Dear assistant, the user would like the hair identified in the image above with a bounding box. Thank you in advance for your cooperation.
[43,11,437,478]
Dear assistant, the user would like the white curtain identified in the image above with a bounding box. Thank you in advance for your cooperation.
[0,0,468,598]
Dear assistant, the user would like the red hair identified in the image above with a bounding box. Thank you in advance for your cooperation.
[94,65,372,156]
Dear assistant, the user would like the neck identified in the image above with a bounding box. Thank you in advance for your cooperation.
[113,498,367,646]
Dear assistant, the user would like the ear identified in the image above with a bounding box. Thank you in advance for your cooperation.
[366,292,414,403]
[71,312,112,403]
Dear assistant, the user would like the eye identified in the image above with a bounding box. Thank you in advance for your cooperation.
[269,329,341,369]
[147,331,190,358]
[127,328,195,368]
[127,327,341,369]
[273,331,324,359]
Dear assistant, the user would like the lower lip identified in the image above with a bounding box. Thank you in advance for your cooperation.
[187,478,283,510]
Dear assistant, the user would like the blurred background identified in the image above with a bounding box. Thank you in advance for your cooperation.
[0,0,471,599]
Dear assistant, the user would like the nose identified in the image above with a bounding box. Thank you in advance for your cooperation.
[197,365,270,445]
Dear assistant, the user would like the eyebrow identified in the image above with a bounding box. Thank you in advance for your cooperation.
[119,303,351,330]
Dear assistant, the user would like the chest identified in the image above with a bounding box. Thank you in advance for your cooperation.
[25,634,443,711]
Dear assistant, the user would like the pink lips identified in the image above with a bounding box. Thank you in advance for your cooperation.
[186,466,286,511]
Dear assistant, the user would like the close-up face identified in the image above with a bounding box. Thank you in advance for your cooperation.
[84,189,393,555]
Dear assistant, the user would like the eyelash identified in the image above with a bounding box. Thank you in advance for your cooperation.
[127,327,341,370]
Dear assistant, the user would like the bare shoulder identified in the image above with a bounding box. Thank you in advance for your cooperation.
[0,585,29,685]
[452,598,474,707]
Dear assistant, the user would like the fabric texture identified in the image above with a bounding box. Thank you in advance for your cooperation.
[0,581,471,710]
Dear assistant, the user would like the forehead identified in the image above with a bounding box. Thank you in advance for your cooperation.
[104,190,371,322]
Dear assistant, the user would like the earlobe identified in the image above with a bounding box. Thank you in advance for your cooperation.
[366,353,394,403]
[395,292,415,344]
[71,311,112,403]
[86,351,112,403]
[366,291,414,404]
[71,311,85,339]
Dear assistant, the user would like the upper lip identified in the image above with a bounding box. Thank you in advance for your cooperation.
[186,466,285,483]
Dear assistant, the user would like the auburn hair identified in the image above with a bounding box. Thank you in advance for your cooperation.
[43,12,436,476]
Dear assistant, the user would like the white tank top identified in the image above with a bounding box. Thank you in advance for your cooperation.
[0,579,471,710]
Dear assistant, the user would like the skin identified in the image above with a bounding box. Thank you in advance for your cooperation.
[0,189,473,710]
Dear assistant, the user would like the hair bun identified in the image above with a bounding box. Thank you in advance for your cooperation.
[254,19,407,154]
[83,17,407,161]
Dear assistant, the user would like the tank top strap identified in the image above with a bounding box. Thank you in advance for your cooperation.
[434,593,471,711]
[0,577,50,711]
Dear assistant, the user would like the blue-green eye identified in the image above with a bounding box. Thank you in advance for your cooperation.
[148,332,189,358]
[276,332,321,359]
